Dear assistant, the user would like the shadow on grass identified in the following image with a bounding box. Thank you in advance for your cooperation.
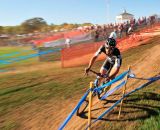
[78,92,160,122]
[0,78,56,96]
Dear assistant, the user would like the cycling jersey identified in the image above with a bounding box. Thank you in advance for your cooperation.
[95,45,122,69]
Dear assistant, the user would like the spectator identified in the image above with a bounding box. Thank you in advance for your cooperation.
[65,37,71,48]
[95,30,100,42]
[124,21,130,37]
[109,28,117,40]
[118,24,123,38]
[127,25,133,35]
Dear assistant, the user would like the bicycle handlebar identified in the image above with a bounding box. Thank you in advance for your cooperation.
[89,69,99,75]
[89,69,108,78]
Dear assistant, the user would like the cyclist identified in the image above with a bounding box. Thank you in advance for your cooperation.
[85,38,122,90]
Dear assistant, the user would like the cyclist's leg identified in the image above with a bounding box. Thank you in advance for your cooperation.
[103,59,113,92]
[99,59,111,85]
[108,58,122,80]
[108,67,117,80]
[100,59,112,92]
[104,66,114,92]
[104,64,121,93]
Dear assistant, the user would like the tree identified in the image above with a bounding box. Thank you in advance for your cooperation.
[81,23,93,26]
[21,17,48,33]
[3,26,15,35]
[0,26,3,34]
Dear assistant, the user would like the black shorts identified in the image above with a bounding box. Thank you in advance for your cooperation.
[101,57,122,72]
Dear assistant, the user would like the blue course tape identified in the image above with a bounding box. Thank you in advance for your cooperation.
[85,75,160,129]
[0,60,10,64]
[0,52,20,57]
[0,49,33,58]
[58,71,129,130]
[58,89,91,130]
[101,80,126,100]
[0,49,58,65]
[129,75,159,81]
[94,70,129,93]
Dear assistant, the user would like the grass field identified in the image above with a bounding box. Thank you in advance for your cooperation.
[0,46,61,70]
[0,36,160,130]
[95,81,160,130]
[0,46,38,69]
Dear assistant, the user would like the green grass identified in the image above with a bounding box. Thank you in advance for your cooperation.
[0,120,20,130]
[0,46,30,55]
[0,36,160,129]
[138,114,160,130]
[0,46,39,69]
[0,46,61,70]
[97,82,160,130]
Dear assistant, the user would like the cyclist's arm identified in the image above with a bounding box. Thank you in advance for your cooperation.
[109,57,121,79]
[87,55,98,69]
[86,46,103,71]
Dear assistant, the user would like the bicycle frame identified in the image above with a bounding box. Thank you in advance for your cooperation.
[77,69,113,116]
[90,70,108,99]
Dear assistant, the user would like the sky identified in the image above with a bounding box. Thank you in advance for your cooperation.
[0,0,160,26]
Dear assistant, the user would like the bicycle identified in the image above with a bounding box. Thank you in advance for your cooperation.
[76,69,110,116]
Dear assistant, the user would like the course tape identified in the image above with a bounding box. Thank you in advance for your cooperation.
[101,80,127,100]
[85,75,160,129]
[0,52,20,57]
[58,71,129,130]
[0,49,60,65]
[94,70,129,93]
[58,89,91,130]
[0,60,10,64]
[128,74,157,81]
[0,49,33,58]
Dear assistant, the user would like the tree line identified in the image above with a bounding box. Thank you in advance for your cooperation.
[0,17,92,35]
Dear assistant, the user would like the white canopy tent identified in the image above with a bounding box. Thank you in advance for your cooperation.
[116,10,134,23]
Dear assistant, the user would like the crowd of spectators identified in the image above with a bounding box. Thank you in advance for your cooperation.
[1,14,159,47]
[81,14,160,42]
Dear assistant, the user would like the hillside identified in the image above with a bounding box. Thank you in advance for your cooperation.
[58,37,160,130]
[0,37,160,130]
